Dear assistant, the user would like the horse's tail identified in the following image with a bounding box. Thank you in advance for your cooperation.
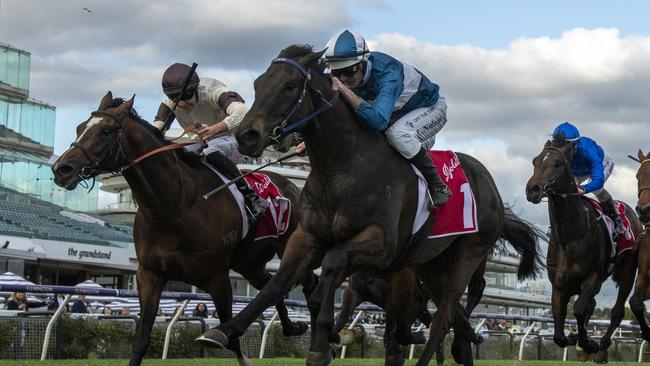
[500,204,544,281]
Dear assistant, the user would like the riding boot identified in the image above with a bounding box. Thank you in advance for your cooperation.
[205,151,269,223]
[409,148,451,208]
[601,198,625,240]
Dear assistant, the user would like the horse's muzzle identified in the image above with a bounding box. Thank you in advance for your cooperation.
[526,182,544,204]
[52,163,80,190]
[236,128,264,157]
[636,204,650,224]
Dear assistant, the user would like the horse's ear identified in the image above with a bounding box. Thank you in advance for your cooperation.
[544,140,552,147]
[299,49,327,69]
[117,94,135,113]
[98,91,113,110]
[638,149,647,162]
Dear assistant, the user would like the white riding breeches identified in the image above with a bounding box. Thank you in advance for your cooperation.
[385,97,447,159]
[184,133,244,164]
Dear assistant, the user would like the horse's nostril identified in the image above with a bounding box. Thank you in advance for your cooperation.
[56,164,74,176]
[237,129,260,147]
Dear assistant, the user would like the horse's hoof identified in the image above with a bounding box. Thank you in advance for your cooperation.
[411,331,427,345]
[283,320,309,337]
[576,349,590,362]
[472,333,484,345]
[566,332,578,346]
[451,340,466,364]
[594,350,609,364]
[385,354,405,366]
[338,328,360,346]
[554,335,568,348]
[306,350,333,366]
[584,338,600,354]
[195,328,229,349]
[236,355,253,366]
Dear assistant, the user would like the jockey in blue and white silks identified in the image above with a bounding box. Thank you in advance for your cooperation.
[323,30,450,207]
[552,122,624,237]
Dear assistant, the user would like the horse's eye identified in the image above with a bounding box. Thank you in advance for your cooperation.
[284,82,297,91]
[101,128,112,136]
[554,160,562,168]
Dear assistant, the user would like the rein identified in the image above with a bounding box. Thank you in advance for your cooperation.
[268,57,339,144]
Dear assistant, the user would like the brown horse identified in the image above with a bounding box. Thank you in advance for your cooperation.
[628,150,650,344]
[526,137,639,363]
[196,45,542,366]
[52,93,314,366]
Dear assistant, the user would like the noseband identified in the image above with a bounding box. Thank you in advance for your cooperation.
[268,57,339,143]
[539,146,575,197]
[69,110,128,181]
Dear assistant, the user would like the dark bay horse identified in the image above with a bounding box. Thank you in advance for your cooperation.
[628,150,650,343]
[526,138,639,363]
[52,93,314,366]
[197,45,542,366]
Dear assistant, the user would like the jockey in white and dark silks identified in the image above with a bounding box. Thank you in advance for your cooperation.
[323,30,451,207]
[552,122,625,238]
[153,63,268,223]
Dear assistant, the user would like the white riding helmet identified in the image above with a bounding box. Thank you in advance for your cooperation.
[324,30,370,70]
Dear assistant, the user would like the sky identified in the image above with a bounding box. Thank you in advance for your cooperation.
[2,0,650,305]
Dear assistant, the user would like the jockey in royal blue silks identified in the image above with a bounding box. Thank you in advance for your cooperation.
[322,30,451,208]
[552,122,625,238]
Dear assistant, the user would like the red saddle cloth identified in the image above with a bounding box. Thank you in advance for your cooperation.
[588,198,635,255]
[244,173,292,241]
[427,150,479,238]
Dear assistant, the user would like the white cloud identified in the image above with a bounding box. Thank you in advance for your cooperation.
[372,28,650,214]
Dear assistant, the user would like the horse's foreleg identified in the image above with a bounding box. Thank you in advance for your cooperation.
[129,268,166,366]
[630,273,650,342]
[197,228,323,349]
[384,314,405,366]
[598,254,637,363]
[551,284,571,347]
[307,248,349,366]
[239,265,308,338]
[307,225,386,366]
[573,272,601,354]
[205,273,253,365]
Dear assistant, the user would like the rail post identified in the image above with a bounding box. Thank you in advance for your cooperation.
[41,294,71,361]
[260,310,279,359]
[163,299,189,359]
[341,310,365,359]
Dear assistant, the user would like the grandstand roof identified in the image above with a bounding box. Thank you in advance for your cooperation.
[0,199,132,247]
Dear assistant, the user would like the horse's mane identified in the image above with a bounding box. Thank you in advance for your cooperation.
[277,44,328,74]
[105,98,203,168]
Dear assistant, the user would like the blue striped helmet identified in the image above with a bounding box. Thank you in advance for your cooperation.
[324,30,369,70]
[552,122,580,142]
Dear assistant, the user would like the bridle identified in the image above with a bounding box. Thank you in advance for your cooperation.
[268,57,339,144]
[68,108,198,217]
[637,159,650,198]
[538,145,576,197]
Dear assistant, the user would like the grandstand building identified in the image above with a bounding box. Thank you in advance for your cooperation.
[0,42,136,288]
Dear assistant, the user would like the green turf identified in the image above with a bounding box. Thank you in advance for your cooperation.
[3,360,650,366]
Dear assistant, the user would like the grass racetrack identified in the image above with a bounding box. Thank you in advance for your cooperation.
[4,360,650,366]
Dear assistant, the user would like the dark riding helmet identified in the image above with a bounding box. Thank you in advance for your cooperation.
[162,63,199,101]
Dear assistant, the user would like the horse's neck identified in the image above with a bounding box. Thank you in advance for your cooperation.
[548,194,591,243]
[121,124,190,215]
